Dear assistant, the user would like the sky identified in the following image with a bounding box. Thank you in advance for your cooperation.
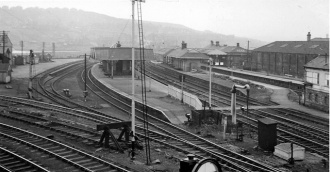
[1,0,329,42]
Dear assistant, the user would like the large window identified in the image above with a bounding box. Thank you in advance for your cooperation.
[306,72,319,84]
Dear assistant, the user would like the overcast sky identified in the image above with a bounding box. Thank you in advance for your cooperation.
[1,0,329,42]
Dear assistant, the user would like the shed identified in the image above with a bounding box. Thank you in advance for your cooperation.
[258,118,277,152]
[0,63,12,83]
[14,56,26,65]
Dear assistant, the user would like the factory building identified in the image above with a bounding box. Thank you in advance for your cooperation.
[245,32,329,79]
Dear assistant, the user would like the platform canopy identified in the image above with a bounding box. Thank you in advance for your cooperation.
[90,47,154,61]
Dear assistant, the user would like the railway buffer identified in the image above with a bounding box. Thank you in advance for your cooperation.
[97,121,142,152]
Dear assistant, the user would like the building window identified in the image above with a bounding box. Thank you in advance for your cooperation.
[315,94,318,103]
[306,72,319,84]
[309,93,312,100]
[280,44,288,47]
[294,44,302,48]
[326,74,329,87]
[325,96,328,105]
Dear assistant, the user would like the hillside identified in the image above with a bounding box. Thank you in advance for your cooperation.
[0,6,267,53]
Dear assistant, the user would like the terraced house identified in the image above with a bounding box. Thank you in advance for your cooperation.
[303,54,329,112]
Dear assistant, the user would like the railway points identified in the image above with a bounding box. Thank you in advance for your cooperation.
[0,58,328,171]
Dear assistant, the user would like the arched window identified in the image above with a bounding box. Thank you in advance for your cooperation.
[315,94,318,103]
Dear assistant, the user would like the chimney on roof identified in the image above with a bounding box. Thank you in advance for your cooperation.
[237,43,240,47]
[116,41,121,48]
[181,41,187,49]
[211,40,214,46]
[307,32,311,41]
[326,34,329,38]
[215,41,220,46]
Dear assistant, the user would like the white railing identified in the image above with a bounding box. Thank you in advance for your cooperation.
[167,85,203,110]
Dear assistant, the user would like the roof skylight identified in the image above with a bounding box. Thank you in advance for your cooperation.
[309,45,319,48]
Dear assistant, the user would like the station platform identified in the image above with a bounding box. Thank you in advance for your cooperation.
[196,66,329,119]
[91,64,192,124]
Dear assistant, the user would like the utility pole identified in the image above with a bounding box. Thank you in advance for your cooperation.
[52,43,55,59]
[2,31,5,59]
[83,54,88,101]
[28,50,34,99]
[209,58,213,109]
[42,42,45,61]
[21,41,23,58]
[248,41,251,71]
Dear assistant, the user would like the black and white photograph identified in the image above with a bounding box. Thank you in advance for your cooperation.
[0,0,328,171]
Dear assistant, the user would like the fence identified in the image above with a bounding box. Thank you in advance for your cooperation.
[167,85,203,110]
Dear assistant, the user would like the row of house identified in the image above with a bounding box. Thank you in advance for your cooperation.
[154,32,328,112]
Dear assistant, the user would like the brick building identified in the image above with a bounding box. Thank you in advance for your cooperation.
[204,40,248,69]
[165,41,210,72]
[245,32,329,79]
[90,46,154,77]
[303,55,329,112]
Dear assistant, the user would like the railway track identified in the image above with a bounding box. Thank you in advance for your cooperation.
[0,146,49,172]
[10,62,283,171]
[145,62,329,158]
[0,122,133,172]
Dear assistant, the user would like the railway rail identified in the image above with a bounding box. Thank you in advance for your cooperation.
[145,62,329,158]
[0,122,133,172]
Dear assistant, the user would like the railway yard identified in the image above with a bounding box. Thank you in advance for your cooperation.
[0,58,329,172]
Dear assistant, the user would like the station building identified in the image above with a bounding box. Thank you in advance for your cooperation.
[303,54,329,112]
[204,41,248,69]
[164,41,210,72]
[245,32,329,79]
[90,46,154,77]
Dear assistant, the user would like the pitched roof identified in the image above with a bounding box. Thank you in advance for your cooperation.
[167,48,210,59]
[205,49,227,55]
[0,35,12,46]
[91,47,154,61]
[204,45,247,53]
[304,55,329,70]
[253,41,329,54]
[154,48,176,56]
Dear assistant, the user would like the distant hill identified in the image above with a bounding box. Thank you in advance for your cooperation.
[0,6,267,54]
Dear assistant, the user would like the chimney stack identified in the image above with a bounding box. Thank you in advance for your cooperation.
[215,41,220,46]
[211,40,214,46]
[326,34,329,38]
[181,41,187,49]
[116,41,121,48]
[237,43,240,47]
[307,32,311,41]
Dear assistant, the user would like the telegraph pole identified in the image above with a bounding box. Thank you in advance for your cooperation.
[2,31,5,58]
[209,58,213,109]
[42,42,45,61]
[28,50,34,99]
[21,41,23,58]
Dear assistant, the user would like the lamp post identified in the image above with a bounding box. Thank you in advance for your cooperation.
[209,58,213,109]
